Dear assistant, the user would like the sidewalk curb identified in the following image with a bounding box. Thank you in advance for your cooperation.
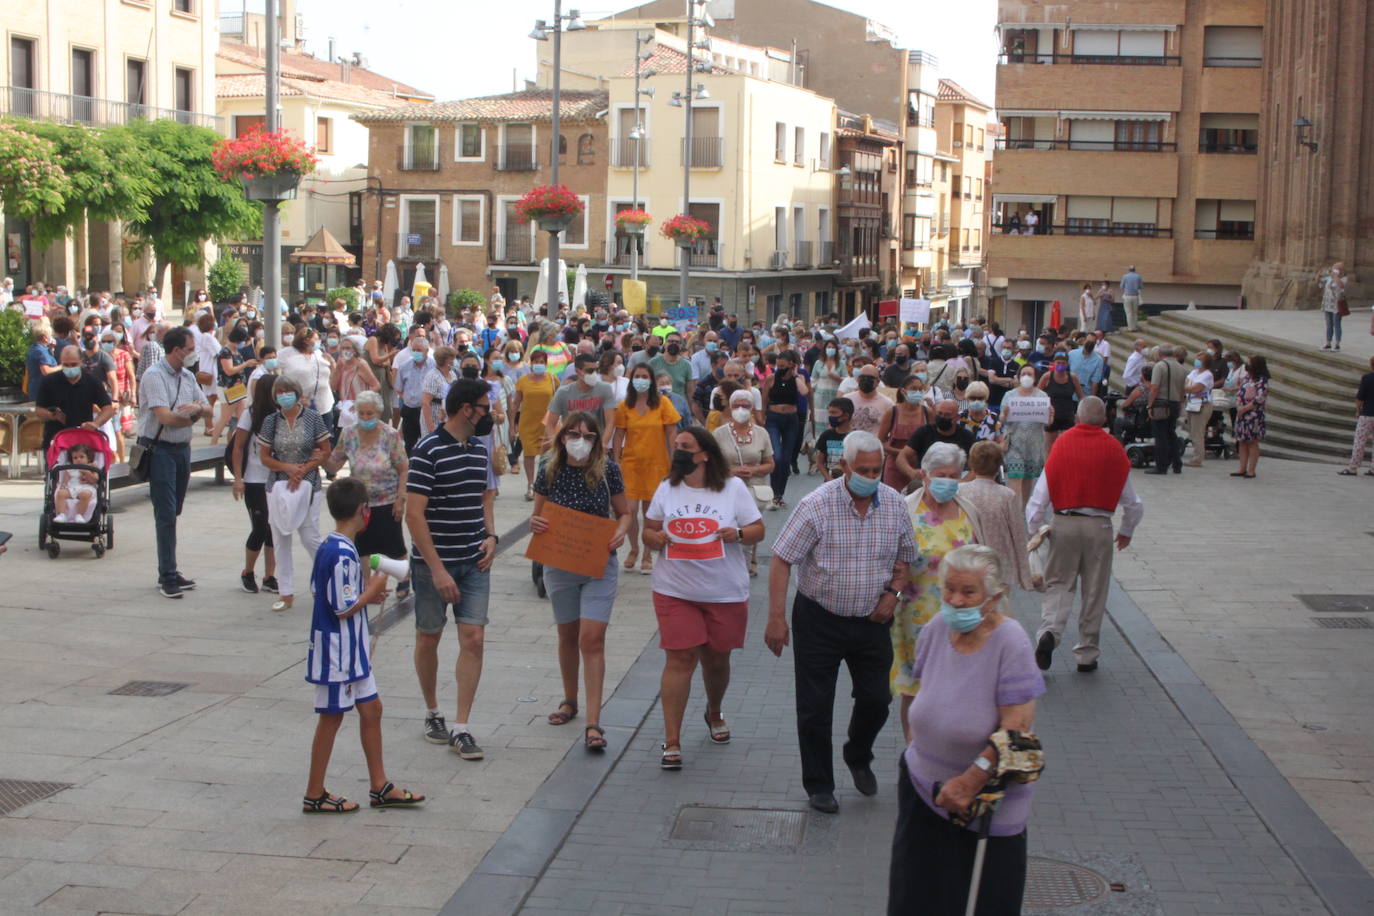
[1106,580,1374,916]
[439,624,664,916]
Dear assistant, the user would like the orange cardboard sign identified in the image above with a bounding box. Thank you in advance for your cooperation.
[524,501,618,578]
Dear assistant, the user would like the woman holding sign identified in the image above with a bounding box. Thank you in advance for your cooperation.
[1001,366,1052,509]
[529,411,633,752]
[643,428,766,770]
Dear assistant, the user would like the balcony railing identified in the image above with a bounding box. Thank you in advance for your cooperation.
[1194,227,1255,240]
[605,235,646,266]
[995,138,1176,153]
[399,235,436,259]
[1203,57,1262,68]
[498,145,538,171]
[400,146,440,171]
[680,136,724,168]
[793,240,813,268]
[999,52,1181,66]
[993,221,1174,239]
[494,232,534,263]
[1,86,222,130]
[611,137,649,168]
[836,247,880,282]
[676,241,722,269]
[818,240,835,265]
[1198,141,1257,154]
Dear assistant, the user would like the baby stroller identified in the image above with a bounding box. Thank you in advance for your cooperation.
[38,427,115,559]
[1107,391,1156,468]
[1204,391,1237,460]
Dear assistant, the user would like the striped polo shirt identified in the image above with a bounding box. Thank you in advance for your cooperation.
[306,533,371,685]
[407,427,493,565]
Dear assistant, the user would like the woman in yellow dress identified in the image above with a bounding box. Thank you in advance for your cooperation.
[894,441,984,738]
[613,363,681,574]
[512,349,558,501]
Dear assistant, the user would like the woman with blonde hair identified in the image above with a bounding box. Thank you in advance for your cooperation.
[530,411,633,751]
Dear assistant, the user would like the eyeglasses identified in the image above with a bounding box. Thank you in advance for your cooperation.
[563,432,598,443]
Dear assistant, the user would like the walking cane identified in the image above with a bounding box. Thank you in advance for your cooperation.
[933,781,1002,916]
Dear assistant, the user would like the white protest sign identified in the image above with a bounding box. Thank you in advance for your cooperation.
[1000,394,1052,425]
[899,298,930,325]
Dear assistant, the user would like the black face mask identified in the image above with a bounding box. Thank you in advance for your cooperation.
[666,343,681,357]
[461,365,480,379]
[647,345,660,357]
[896,356,909,365]
[857,376,877,393]
[936,417,955,432]
[954,377,969,390]
[456,344,469,353]
[471,411,494,437]
[631,344,643,352]
[670,448,696,475]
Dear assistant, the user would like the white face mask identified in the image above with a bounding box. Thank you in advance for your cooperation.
[565,437,593,462]
[1019,374,1035,389]
[611,365,625,379]
[182,350,199,369]
[731,407,753,425]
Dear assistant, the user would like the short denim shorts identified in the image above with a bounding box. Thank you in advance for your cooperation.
[411,559,491,633]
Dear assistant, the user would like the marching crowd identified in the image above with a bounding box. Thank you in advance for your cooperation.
[18,276,1321,913]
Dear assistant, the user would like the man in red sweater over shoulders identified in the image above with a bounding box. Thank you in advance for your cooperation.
[1025,396,1144,673]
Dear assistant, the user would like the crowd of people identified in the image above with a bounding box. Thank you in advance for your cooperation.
[17,275,1321,914]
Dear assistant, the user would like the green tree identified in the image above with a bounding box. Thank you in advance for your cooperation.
[0,309,32,389]
[15,120,154,248]
[326,287,360,311]
[445,288,484,318]
[0,121,66,221]
[120,119,262,284]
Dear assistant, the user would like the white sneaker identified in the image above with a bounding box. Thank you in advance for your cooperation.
[54,513,68,523]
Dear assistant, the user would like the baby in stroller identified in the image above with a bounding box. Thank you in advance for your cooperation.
[55,443,100,523]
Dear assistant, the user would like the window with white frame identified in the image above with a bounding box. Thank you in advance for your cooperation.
[561,195,590,247]
[453,195,483,245]
[405,123,438,169]
[774,206,787,251]
[400,196,439,258]
[775,122,787,162]
[794,126,805,166]
[818,132,831,169]
[456,123,484,160]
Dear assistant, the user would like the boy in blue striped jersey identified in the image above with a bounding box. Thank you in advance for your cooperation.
[302,478,425,813]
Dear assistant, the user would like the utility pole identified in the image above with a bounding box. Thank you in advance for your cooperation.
[263,0,282,347]
[548,0,562,310]
[679,8,694,315]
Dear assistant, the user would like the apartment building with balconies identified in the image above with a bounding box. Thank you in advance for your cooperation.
[988,0,1263,331]
[1,0,219,292]
[353,90,610,302]
[901,52,941,304]
[937,79,993,322]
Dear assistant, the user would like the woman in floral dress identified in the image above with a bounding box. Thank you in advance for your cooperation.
[1231,355,1269,479]
[893,442,984,739]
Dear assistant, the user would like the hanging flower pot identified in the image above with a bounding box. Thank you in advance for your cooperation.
[615,209,653,237]
[240,173,302,201]
[516,184,585,231]
[212,127,318,201]
[660,213,712,248]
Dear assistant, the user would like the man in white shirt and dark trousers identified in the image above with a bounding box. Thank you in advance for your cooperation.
[1027,397,1144,673]
[1122,339,1148,390]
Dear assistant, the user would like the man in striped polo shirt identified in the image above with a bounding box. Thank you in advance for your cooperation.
[406,378,499,760]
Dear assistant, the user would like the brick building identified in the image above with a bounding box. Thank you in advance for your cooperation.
[352,90,609,304]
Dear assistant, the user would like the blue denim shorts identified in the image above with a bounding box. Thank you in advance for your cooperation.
[411,559,491,633]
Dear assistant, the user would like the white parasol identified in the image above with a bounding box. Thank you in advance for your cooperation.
[382,259,399,304]
[437,263,451,305]
[572,263,588,310]
[411,262,429,299]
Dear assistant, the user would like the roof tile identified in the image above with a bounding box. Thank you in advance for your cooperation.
[352,89,609,124]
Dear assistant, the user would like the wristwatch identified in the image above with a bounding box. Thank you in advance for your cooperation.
[972,755,993,773]
[485,532,500,544]
[882,586,901,599]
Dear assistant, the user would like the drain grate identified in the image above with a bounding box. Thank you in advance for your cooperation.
[1296,594,1374,614]
[1313,617,1372,629]
[107,680,192,697]
[0,779,74,816]
[1024,856,1112,908]
[670,806,806,851]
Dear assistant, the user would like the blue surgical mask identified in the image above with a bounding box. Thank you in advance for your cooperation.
[532,363,547,376]
[968,400,987,412]
[264,358,278,371]
[927,476,959,503]
[706,341,718,352]
[357,417,380,431]
[411,350,426,364]
[915,372,929,383]
[101,342,115,353]
[826,347,837,357]
[632,377,651,392]
[1193,359,1203,369]
[490,359,505,371]
[275,393,298,410]
[62,366,81,379]
[999,349,1012,360]
[941,600,984,634]
[846,472,879,498]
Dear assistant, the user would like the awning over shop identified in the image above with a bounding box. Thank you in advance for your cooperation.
[288,227,356,265]
[992,193,1057,205]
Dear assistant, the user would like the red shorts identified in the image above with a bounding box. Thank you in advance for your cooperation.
[653,592,749,652]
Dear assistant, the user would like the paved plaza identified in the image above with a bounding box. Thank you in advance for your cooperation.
[0,452,1371,914]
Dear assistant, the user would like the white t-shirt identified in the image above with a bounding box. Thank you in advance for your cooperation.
[1186,369,1214,404]
[235,402,269,484]
[645,477,761,604]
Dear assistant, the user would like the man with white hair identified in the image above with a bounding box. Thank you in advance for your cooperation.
[1026,396,1143,673]
[394,333,435,452]
[766,430,918,814]
[1122,338,1149,389]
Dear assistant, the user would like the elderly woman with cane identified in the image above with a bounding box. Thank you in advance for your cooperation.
[888,544,1046,916]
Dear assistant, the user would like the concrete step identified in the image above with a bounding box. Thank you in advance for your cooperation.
[1098,312,1362,464]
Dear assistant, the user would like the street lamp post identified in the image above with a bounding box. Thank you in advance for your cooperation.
[630,32,656,283]
[263,0,281,347]
[674,2,713,315]
[530,5,584,311]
